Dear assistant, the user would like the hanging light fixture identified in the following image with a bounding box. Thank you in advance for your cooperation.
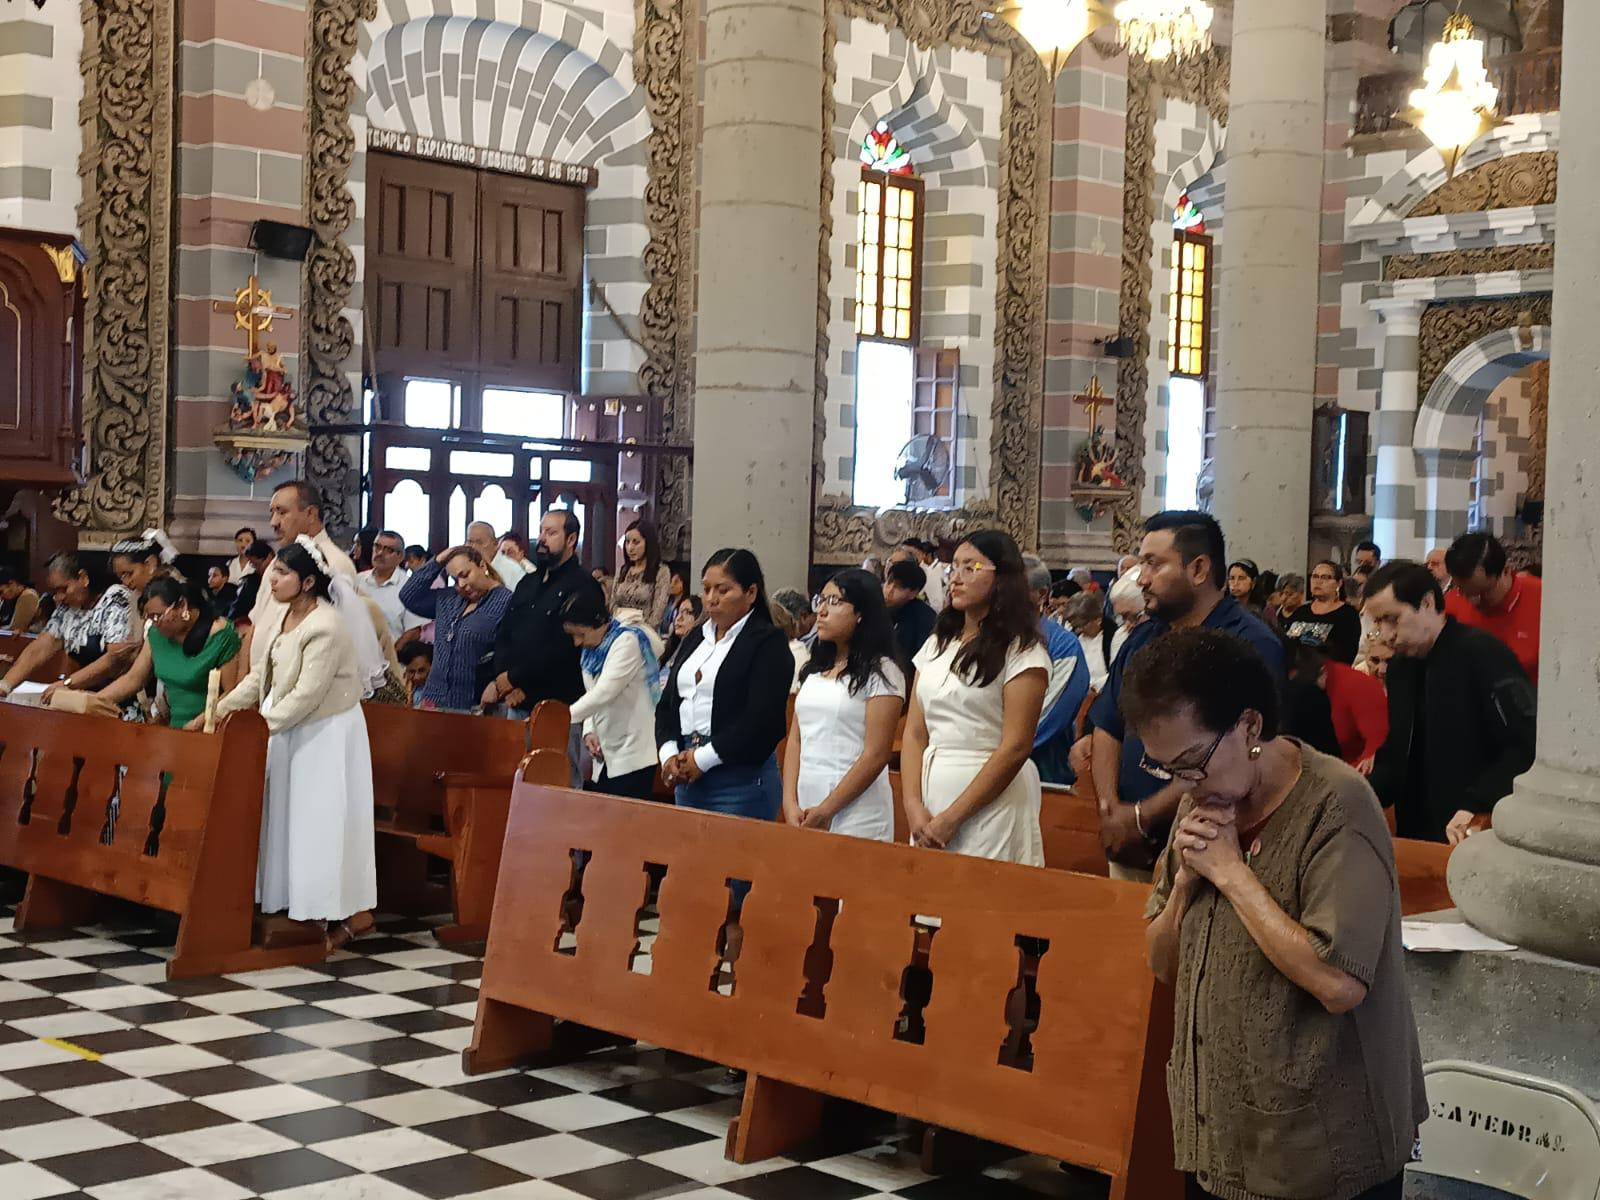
[991,0,1113,78]
[1405,11,1500,179]
[1113,0,1215,64]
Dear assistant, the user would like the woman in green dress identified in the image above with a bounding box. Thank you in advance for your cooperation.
[87,576,242,726]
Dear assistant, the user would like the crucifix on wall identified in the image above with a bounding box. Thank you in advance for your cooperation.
[215,273,303,459]
[214,274,294,358]
[1073,375,1124,490]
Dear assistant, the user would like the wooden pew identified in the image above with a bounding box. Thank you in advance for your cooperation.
[363,701,569,940]
[1040,783,1110,877]
[464,785,1182,1200]
[0,630,71,684]
[1393,837,1454,916]
[0,706,329,978]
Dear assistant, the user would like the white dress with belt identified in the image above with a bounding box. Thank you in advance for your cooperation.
[912,636,1051,864]
[794,659,906,841]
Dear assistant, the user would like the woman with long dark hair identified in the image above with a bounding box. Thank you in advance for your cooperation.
[562,588,663,800]
[214,538,377,948]
[656,548,794,819]
[900,529,1050,862]
[84,576,242,726]
[781,568,907,839]
[399,545,511,713]
[613,518,672,629]
[660,593,704,678]
[1226,559,1263,615]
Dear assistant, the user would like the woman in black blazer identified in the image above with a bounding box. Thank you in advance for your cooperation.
[657,548,795,819]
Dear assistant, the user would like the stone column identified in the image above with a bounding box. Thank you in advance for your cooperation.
[689,0,826,590]
[1450,0,1600,966]
[1209,0,1326,571]
[1368,298,1426,560]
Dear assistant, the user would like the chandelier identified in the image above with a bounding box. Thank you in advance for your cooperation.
[1405,12,1500,179]
[991,0,1111,77]
[1113,0,1214,63]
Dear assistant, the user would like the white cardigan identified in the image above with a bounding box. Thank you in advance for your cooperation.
[569,633,659,778]
[218,600,362,734]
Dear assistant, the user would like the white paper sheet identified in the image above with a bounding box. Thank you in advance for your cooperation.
[0,681,49,706]
[1402,920,1517,953]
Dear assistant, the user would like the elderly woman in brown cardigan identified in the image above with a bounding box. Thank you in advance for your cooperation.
[1129,629,1425,1200]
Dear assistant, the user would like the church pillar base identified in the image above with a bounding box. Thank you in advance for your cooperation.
[1449,762,1600,968]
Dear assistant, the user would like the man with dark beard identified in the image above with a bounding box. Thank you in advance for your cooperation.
[1088,511,1285,879]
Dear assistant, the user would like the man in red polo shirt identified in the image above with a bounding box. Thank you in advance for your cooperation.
[1444,532,1541,685]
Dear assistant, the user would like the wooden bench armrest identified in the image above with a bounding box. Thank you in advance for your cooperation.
[435,770,517,790]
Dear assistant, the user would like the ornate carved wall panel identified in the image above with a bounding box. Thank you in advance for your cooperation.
[1418,296,1554,402]
[1385,244,1554,281]
[637,0,698,558]
[813,0,1050,561]
[302,0,378,539]
[1112,47,1229,551]
[58,0,176,541]
[1409,151,1558,217]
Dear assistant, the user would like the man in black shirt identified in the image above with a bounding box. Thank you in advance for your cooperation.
[486,509,603,724]
[1365,561,1536,845]
[883,559,936,662]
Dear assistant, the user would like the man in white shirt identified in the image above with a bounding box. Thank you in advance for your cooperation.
[467,521,527,589]
[357,529,426,642]
[246,480,358,669]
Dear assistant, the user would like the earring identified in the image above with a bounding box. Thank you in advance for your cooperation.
[1248,744,1263,760]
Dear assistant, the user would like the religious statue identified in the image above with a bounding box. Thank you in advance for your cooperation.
[216,275,307,483]
[1072,377,1125,489]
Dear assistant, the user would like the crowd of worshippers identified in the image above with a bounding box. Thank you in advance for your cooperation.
[0,482,1548,1198]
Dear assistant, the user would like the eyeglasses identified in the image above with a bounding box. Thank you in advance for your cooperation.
[1139,725,1230,783]
[814,594,851,611]
[950,562,996,580]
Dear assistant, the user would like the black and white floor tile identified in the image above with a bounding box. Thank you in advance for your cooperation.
[0,898,1108,1200]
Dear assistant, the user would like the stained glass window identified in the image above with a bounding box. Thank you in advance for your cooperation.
[861,121,913,176]
[1168,229,1211,378]
[856,170,921,341]
[1173,192,1206,234]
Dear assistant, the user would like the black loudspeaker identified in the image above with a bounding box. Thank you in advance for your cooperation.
[248,219,314,262]
[1102,336,1136,359]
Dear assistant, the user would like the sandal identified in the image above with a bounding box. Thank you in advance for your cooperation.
[324,910,376,952]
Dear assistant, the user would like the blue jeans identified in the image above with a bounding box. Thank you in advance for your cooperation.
[675,755,781,821]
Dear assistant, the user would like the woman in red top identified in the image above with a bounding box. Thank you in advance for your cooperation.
[1291,638,1389,774]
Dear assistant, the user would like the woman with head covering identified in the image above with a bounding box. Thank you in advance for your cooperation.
[213,538,379,948]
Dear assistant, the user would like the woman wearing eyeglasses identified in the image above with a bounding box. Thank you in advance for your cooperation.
[1284,560,1362,665]
[899,530,1049,862]
[1132,628,1423,1200]
[81,576,242,725]
[781,568,907,840]
[656,548,795,819]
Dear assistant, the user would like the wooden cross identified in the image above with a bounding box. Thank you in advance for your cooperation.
[1075,375,1111,431]
[212,274,294,357]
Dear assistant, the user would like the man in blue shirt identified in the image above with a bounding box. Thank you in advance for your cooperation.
[1089,511,1285,879]
[1023,556,1090,785]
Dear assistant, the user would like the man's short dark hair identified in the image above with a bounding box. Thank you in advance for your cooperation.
[1355,540,1381,562]
[234,526,257,540]
[1444,531,1507,580]
[404,544,427,560]
[374,529,405,549]
[886,559,926,593]
[545,508,580,538]
[273,479,321,514]
[1366,560,1442,613]
[244,540,274,563]
[397,641,434,665]
[1144,510,1226,589]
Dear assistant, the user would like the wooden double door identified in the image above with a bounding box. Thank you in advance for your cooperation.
[366,152,585,416]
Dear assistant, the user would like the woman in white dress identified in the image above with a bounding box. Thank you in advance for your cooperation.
[782,568,907,839]
[901,529,1050,864]
[214,538,379,948]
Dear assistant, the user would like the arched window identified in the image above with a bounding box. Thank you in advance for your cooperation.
[1165,195,1215,509]
[852,121,958,509]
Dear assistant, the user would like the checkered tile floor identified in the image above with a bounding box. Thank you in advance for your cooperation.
[0,892,1108,1200]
